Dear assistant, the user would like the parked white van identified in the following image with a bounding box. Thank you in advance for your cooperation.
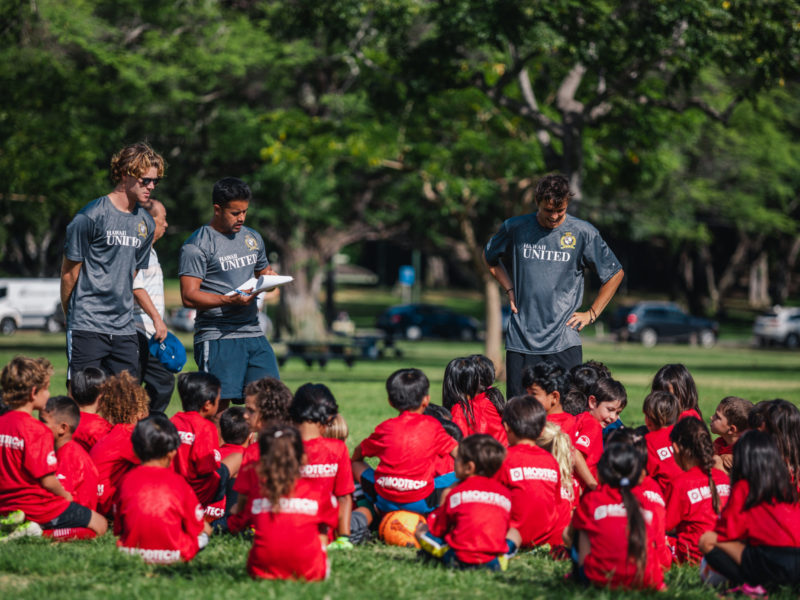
[0,278,62,335]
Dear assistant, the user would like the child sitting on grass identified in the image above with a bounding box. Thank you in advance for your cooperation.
[574,378,627,483]
[240,376,293,467]
[666,417,730,564]
[204,406,249,529]
[651,363,703,421]
[495,395,561,548]
[415,434,521,571]
[443,357,507,446]
[642,390,682,497]
[565,440,666,590]
[352,368,458,516]
[230,425,335,581]
[710,396,752,474]
[289,383,354,548]
[171,372,241,507]
[40,396,99,513]
[69,367,111,452]
[524,361,597,491]
[0,357,107,540]
[114,414,209,564]
[536,421,577,552]
[90,371,150,515]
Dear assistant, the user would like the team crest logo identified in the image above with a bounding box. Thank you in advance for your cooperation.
[244,234,258,251]
[560,232,576,250]
[137,222,148,238]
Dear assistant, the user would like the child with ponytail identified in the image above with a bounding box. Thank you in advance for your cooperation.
[230,425,334,581]
[699,430,800,591]
[442,357,507,446]
[567,441,665,590]
[651,363,703,421]
[666,417,730,564]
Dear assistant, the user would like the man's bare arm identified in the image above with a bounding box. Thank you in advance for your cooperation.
[60,257,83,316]
[180,275,256,310]
[567,269,625,331]
[483,252,518,314]
[133,288,168,341]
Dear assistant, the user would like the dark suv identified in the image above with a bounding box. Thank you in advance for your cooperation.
[610,301,718,348]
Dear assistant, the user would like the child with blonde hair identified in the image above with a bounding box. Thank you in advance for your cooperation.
[536,421,577,551]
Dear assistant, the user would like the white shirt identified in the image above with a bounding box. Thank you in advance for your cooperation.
[133,247,165,337]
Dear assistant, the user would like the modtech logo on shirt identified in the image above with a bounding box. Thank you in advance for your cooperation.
[301,463,339,478]
[657,446,673,460]
[0,434,24,450]
[377,476,427,492]
[509,466,559,484]
[251,497,319,516]
[687,484,731,504]
[449,490,511,512]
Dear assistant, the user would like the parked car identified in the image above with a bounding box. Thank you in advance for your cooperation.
[0,278,62,335]
[753,306,800,348]
[610,301,718,348]
[376,304,480,341]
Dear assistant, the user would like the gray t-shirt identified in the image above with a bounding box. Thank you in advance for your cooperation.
[64,196,154,335]
[178,224,268,343]
[484,213,622,355]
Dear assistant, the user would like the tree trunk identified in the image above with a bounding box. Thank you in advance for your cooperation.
[278,246,328,341]
[483,273,505,381]
[748,251,770,308]
[771,236,800,305]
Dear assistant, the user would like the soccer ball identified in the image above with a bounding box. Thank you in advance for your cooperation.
[378,510,425,549]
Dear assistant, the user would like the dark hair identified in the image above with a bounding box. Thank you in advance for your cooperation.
[244,377,293,427]
[589,377,628,410]
[642,390,680,430]
[763,399,800,482]
[569,363,604,395]
[289,383,338,425]
[731,430,797,510]
[219,406,250,445]
[522,361,571,400]
[651,364,701,419]
[670,417,720,513]
[0,397,9,417]
[424,403,462,442]
[561,389,587,416]
[177,371,220,413]
[386,368,429,412]
[457,434,506,478]
[132,414,181,463]
[597,442,647,583]
[442,358,481,428]
[257,425,305,509]
[43,395,80,433]
[470,354,506,417]
[534,174,573,207]
[212,176,251,206]
[503,395,547,441]
[605,427,648,466]
[748,399,775,431]
[716,396,753,432]
[69,367,106,407]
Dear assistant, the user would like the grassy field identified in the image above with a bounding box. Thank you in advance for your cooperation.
[1,330,799,599]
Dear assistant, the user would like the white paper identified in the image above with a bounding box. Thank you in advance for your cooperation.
[226,274,293,296]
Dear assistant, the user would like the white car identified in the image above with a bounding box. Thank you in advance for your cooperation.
[167,306,273,337]
[753,306,800,348]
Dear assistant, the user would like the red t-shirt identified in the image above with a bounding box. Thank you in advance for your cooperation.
[547,412,577,440]
[645,426,682,497]
[573,412,603,476]
[433,453,455,477]
[713,437,733,456]
[0,410,69,524]
[90,423,140,515]
[715,479,800,547]
[636,476,671,573]
[113,465,204,564]
[56,439,99,510]
[451,392,508,447]
[427,475,511,565]
[495,444,560,547]
[171,411,222,506]
[551,478,575,547]
[204,443,244,521]
[571,484,665,590]
[679,409,703,421]
[73,412,112,453]
[359,411,458,503]
[301,436,354,530]
[234,476,332,581]
[665,466,730,563]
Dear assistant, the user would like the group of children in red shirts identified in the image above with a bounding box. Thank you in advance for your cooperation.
[1,352,800,596]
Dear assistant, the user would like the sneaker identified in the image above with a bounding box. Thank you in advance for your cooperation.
[417,531,449,558]
[0,510,25,531]
[727,584,769,599]
[0,520,42,542]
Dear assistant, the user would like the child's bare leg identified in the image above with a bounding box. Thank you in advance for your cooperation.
[222,452,243,478]
[351,460,370,483]
[506,526,522,549]
[87,511,108,536]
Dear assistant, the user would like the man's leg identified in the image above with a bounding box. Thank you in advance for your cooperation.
[137,332,175,415]
[546,345,582,374]
[196,338,249,406]
[506,351,549,398]
[243,337,280,388]
[67,330,113,381]
[102,333,140,380]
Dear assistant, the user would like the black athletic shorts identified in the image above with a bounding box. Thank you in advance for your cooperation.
[42,502,92,530]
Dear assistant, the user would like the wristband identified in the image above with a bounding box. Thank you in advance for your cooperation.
[505,288,513,294]
[589,307,597,323]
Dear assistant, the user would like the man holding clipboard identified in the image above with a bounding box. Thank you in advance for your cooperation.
[179,177,286,413]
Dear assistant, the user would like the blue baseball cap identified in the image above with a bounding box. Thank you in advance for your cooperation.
[148,332,187,373]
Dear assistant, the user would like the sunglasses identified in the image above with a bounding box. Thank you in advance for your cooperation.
[138,177,161,187]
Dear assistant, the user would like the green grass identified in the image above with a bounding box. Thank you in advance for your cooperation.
[2,331,800,598]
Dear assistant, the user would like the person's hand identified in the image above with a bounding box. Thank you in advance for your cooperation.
[567,311,593,331]
[153,317,168,342]
[227,289,256,306]
[508,290,518,314]
[263,266,278,276]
